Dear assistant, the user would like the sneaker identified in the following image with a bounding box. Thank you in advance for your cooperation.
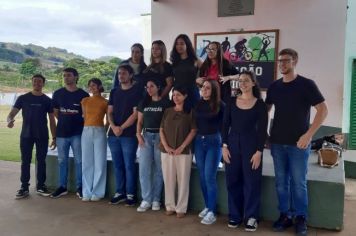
[90,196,101,202]
[137,201,151,212]
[228,220,240,229]
[36,186,51,197]
[245,218,258,232]
[295,215,307,236]
[125,194,136,206]
[76,187,83,199]
[82,197,90,202]
[15,188,29,199]
[50,186,68,198]
[201,211,216,225]
[109,193,126,205]
[272,213,293,232]
[176,212,186,218]
[152,201,161,211]
[198,207,209,218]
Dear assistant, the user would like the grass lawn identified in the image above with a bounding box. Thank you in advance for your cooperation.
[0,105,22,162]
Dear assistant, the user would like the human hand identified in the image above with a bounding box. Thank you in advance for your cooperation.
[297,132,312,149]
[250,151,262,170]
[173,145,185,156]
[112,126,123,137]
[222,146,231,164]
[50,139,57,150]
[137,134,145,147]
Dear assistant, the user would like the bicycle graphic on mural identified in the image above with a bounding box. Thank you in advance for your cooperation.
[229,39,253,62]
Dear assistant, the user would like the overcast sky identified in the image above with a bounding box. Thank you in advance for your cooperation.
[0,0,151,59]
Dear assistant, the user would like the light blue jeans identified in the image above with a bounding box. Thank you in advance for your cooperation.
[81,127,107,199]
[138,132,163,203]
[56,135,82,189]
[271,144,310,218]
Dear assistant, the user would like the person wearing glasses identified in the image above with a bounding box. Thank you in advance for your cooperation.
[136,78,172,212]
[266,48,328,236]
[222,70,268,232]
[112,43,147,90]
[196,41,237,103]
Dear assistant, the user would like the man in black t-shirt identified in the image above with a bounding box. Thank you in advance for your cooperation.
[50,68,89,199]
[265,48,328,236]
[7,74,56,199]
[107,64,143,206]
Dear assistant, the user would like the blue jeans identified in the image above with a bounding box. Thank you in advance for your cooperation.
[108,136,138,196]
[271,144,310,217]
[56,135,82,189]
[81,127,107,199]
[138,132,163,203]
[194,133,222,213]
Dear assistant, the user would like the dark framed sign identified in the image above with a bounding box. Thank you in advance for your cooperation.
[194,29,279,90]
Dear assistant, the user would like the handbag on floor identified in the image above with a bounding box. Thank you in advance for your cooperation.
[317,141,343,168]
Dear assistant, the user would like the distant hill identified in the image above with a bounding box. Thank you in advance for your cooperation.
[0,42,88,68]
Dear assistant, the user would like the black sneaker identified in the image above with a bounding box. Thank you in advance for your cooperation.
[295,215,307,236]
[245,217,258,232]
[227,220,240,228]
[272,213,293,232]
[50,186,68,198]
[36,186,51,197]
[125,194,136,206]
[76,187,83,199]
[109,193,126,205]
[15,188,29,199]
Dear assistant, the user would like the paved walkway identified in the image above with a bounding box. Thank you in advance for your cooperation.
[0,160,355,236]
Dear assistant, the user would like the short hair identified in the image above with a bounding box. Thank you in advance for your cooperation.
[63,67,79,77]
[32,74,46,83]
[88,78,104,93]
[118,63,134,75]
[279,48,298,61]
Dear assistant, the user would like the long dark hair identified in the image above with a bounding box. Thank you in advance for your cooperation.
[172,86,191,114]
[199,41,225,77]
[170,34,197,66]
[141,78,162,108]
[237,70,261,99]
[201,80,221,114]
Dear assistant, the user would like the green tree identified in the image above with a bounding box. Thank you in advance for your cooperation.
[20,58,41,76]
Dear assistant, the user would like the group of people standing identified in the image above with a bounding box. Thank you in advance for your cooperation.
[7,33,328,236]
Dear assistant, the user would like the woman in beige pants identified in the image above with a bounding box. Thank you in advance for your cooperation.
[159,86,197,218]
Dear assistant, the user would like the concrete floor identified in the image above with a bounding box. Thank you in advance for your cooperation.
[0,160,355,236]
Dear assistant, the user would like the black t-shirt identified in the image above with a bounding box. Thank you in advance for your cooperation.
[222,98,268,151]
[108,84,143,137]
[14,92,53,139]
[172,58,198,88]
[142,62,173,90]
[52,88,89,138]
[265,75,325,145]
[137,98,172,131]
[194,100,225,135]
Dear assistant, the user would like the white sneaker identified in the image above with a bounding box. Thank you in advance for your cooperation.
[90,196,101,202]
[201,211,216,225]
[137,201,151,212]
[245,217,258,232]
[152,201,161,211]
[82,197,90,202]
[198,208,209,218]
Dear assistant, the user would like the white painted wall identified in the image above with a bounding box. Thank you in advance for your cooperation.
[343,0,356,132]
[152,0,347,128]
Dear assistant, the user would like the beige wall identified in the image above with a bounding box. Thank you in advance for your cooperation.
[152,0,347,128]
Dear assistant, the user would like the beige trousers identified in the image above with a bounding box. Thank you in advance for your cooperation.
[161,152,192,213]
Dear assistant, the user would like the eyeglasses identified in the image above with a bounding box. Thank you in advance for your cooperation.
[206,48,217,53]
[277,59,293,64]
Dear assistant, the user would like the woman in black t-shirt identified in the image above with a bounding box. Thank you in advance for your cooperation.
[136,78,172,212]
